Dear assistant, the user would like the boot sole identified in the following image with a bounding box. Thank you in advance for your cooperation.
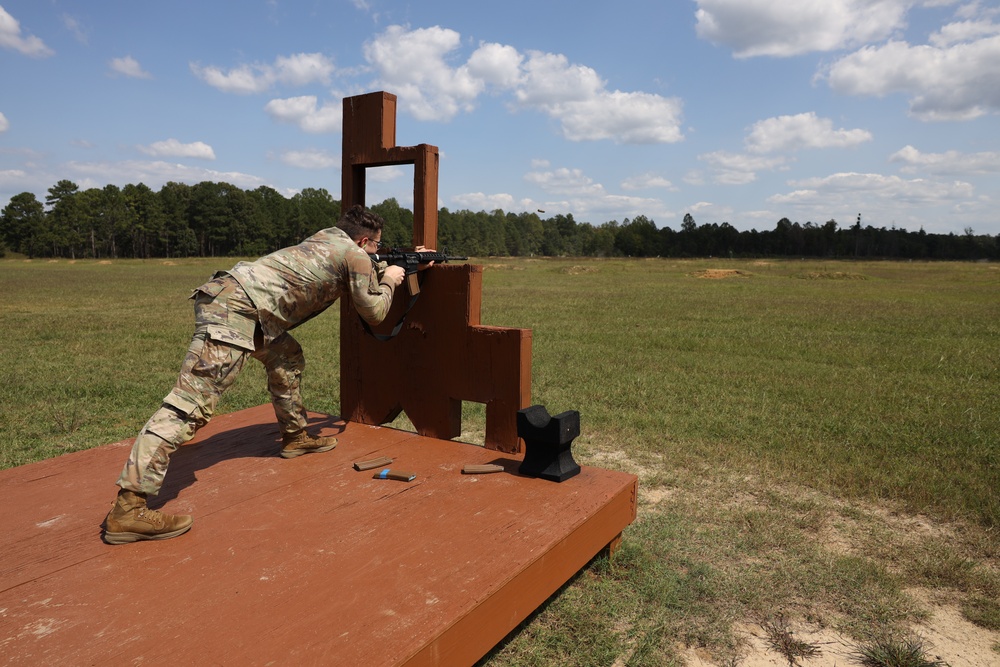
[280,443,337,459]
[102,523,193,545]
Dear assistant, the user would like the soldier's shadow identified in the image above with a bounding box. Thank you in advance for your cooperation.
[149,413,346,507]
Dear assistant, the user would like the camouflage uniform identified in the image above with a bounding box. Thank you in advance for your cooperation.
[118,226,394,496]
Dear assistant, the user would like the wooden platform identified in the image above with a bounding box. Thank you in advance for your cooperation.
[0,405,637,665]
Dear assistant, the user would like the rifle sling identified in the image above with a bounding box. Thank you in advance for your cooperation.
[359,273,422,341]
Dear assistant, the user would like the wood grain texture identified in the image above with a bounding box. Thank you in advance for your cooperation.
[0,405,636,666]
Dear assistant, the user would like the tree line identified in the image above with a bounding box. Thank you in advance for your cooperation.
[2,180,997,260]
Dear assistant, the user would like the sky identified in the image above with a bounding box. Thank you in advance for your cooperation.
[1,0,999,236]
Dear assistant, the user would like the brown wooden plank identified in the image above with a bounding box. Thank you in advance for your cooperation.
[0,405,636,665]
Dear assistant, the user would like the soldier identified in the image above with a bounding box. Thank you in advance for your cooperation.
[103,205,408,544]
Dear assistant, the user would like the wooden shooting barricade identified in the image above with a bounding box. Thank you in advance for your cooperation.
[0,92,637,665]
[340,91,529,453]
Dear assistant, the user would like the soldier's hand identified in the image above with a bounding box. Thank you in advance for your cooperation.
[415,246,435,266]
[381,265,405,287]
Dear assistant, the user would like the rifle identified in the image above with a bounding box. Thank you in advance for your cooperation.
[362,249,468,341]
[369,249,468,295]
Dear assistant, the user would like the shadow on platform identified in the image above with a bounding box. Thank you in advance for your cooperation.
[0,404,636,666]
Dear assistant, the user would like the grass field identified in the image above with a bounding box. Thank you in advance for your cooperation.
[1,256,998,665]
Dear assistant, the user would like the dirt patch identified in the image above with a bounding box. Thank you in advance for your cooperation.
[640,487,676,506]
[682,609,998,667]
[736,621,849,667]
[597,456,1000,667]
[794,271,867,280]
[691,269,751,279]
[483,264,525,271]
[560,265,599,275]
[909,588,1000,667]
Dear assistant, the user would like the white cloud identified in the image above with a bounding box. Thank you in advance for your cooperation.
[699,151,788,184]
[889,145,1000,174]
[694,0,909,58]
[514,51,604,107]
[364,25,483,121]
[825,35,1000,120]
[0,5,54,57]
[65,159,266,191]
[264,96,342,133]
[513,51,683,143]
[745,112,872,153]
[519,164,669,221]
[930,19,1000,46]
[0,168,28,183]
[273,53,336,86]
[0,112,8,133]
[539,88,684,144]
[466,43,523,88]
[365,165,407,183]
[362,25,683,144]
[61,13,87,45]
[192,52,335,94]
[110,55,152,79]
[769,172,975,207]
[451,192,517,211]
[683,170,706,186]
[758,169,989,233]
[525,166,606,197]
[192,62,266,94]
[680,201,736,225]
[621,173,676,191]
[138,139,216,160]
[279,148,339,170]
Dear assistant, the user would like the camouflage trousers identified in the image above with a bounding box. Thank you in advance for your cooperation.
[117,274,310,496]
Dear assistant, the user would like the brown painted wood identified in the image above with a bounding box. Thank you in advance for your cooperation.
[342,264,531,452]
[341,91,438,247]
[339,91,531,453]
[0,405,637,665]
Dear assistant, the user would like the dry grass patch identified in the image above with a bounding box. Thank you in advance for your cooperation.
[691,268,751,279]
[483,263,526,271]
[794,271,867,280]
[560,265,599,275]
[559,444,1000,667]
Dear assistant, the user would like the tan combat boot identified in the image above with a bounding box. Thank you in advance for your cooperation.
[280,430,338,459]
[103,489,193,544]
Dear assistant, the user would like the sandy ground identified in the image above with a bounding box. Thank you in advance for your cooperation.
[680,602,999,666]
[587,448,1000,667]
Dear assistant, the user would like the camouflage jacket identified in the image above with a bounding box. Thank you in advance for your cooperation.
[225,226,394,345]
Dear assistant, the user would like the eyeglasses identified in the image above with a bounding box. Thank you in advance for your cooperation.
[366,239,384,251]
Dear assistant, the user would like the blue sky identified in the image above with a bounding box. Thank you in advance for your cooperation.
[1,0,998,235]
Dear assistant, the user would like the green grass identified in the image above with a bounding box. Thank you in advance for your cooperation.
[851,635,949,667]
[2,256,998,665]
[479,258,999,527]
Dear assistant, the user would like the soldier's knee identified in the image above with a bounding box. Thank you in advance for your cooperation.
[152,390,212,441]
[282,338,305,371]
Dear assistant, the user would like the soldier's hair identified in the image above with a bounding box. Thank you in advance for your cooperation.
[337,204,385,241]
